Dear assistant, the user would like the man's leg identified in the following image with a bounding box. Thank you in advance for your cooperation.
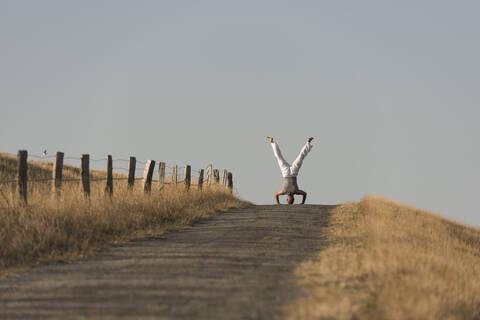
[291,138,313,175]
[268,137,290,173]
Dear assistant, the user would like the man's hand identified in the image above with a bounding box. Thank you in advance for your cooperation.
[308,137,314,143]
[266,136,274,143]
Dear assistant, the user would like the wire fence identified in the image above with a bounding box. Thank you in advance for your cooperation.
[0,150,233,204]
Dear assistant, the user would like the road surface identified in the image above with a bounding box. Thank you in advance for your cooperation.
[0,204,332,319]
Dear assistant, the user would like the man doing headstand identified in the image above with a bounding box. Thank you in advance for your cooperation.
[267,136,314,205]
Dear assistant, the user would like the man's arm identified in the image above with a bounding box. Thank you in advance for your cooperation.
[275,190,284,205]
[296,190,307,204]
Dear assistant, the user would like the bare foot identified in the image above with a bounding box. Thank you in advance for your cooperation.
[266,136,274,143]
[308,137,314,143]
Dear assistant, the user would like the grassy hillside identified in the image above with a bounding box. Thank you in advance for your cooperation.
[287,196,480,320]
[0,153,248,275]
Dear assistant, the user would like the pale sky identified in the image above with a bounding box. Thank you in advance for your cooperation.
[1,1,479,225]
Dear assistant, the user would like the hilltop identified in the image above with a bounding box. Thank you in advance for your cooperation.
[287,196,480,319]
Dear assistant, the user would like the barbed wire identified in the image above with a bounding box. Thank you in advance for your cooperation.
[10,153,212,170]
[0,180,17,184]
[0,177,146,184]
[0,175,204,184]
[29,154,56,159]
[1,152,220,185]
[1,172,214,185]
[62,178,82,182]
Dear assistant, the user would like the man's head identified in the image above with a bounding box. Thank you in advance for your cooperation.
[287,194,295,205]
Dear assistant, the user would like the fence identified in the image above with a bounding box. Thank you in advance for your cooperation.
[0,150,234,204]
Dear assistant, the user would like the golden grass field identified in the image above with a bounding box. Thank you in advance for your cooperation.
[0,153,248,275]
[3,152,480,318]
[287,196,480,320]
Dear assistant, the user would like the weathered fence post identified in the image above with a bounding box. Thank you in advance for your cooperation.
[127,156,136,189]
[184,165,191,191]
[158,162,165,189]
[198,169,204,191]
[17,150,28,204]
[51,151,64,195]
[222,169,228,186]
[213,169,219,183]
[81,154,90,198]
[105,155,113,197]
[206,164,212,185]
[227,172,233,193]
[172,165,178,185]
[142,160,155,193]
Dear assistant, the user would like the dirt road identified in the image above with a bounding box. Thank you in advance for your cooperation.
[0,205,332,319]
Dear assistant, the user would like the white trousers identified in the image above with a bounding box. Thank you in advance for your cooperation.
[271,141,312,177]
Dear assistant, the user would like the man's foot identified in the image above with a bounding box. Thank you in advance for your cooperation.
[308,137,314,143]
[266,136,274,143]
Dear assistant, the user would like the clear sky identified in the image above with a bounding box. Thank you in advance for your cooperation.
[1,1,479,225]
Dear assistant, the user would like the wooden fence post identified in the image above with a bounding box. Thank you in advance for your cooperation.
[172,165,177,185]
[198,169,204,191]
[81,154,90,198]
[142,160,155,193]
[184,165,191,191]
[17,150,28,204]
[213,169,219,183]
[227,172,233,193]
[52,151,64,195]
[127,156,136,189]
[206,164,212,185]
[105,155,113,197]
[158,162,165,189]
[222,169,228,186]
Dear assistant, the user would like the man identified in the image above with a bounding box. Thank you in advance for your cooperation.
[267,136,314,205]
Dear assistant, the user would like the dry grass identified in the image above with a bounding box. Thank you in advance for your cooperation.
[287,196,480,320]
[0,153,249,275]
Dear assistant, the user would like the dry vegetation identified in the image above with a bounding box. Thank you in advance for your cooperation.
[0,153,248,275]
[287,196,480,320]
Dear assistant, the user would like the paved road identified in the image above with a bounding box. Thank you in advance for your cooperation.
[0,205,332,320]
